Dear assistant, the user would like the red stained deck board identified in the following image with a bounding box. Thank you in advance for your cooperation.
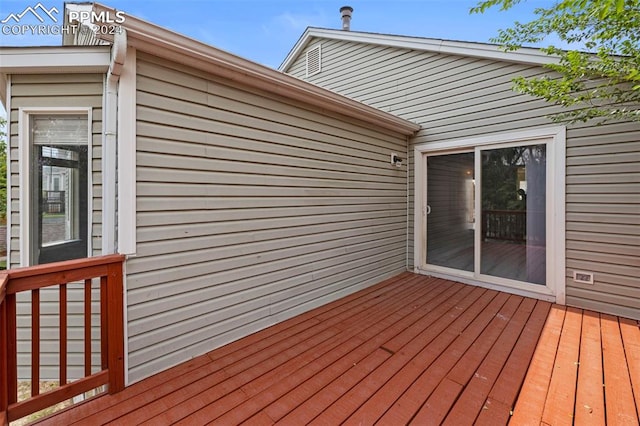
[47,354,212,425]
[135,278,425,424]
[262,277,451,423]
[33,273,638,426]
[278,281,476,424]
[309,286,490,425]
[430,297,536,424]
[276,349,391,426]
[486,300,550,407]
[509,305,566,425]
[206,272,414,365]
[447,300,548,425]
[177,276,439,424]
[574,310,605,425]
[409,378,463,426]
[204,272,413,364]
[365,292,514,425]
[247,278,449,422]
[541,306,582,426]
[447,296,533,387]
[475,396,512,425]
[320,287,497,425]
[142,329,343,424]
[601,314,638,425]
[619,317,640,416]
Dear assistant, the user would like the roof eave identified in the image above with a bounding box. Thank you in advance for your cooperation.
[279,27,313,72]
[0,45,111,74]
[92,4,420,136]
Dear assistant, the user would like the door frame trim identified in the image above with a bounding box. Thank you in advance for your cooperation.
[18,107,93,266]
[413,126,566,304]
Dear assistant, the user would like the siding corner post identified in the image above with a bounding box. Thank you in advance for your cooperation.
[106,261,125,393]
[102,29,127,256]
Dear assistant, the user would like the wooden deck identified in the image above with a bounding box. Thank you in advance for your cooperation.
[35,273,639,425]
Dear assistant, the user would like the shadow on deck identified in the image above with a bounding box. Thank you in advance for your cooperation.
[36,272,640,425]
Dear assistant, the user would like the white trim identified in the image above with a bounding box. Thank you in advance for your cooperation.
[0,46,111,74]
[121,259,129,386]
[406,135,410,271]
[0,74,7,107]
[420,269,557,302]
[17,107,93,266]
[413,126,566,303]
[115,46,136,388]
[279,27,559,72]
[117,47,137,255]
[4,75,10,266]
[551,127,567,304]
[18,110,28,267]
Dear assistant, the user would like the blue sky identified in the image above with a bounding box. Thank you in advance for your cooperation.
[0,0,554,68]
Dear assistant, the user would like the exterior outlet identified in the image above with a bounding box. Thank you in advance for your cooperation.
[573,270,594,285]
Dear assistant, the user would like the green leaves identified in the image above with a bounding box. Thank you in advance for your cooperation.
[472,0,640,123]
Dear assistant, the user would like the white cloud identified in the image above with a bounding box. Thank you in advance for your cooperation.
[271,9,330,33]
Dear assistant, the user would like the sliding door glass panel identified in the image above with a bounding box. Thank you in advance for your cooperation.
[480,145,546,284]
[426,152,475,271]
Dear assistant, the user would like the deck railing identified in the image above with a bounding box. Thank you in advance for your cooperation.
[0,254,125,424]
[481,209,526,242]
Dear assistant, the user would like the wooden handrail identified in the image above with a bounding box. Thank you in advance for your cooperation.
[0,254,125,424]
[1,273,9,426]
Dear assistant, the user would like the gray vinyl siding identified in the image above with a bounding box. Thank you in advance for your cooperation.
[8,73,104,379]
[287,37,640,320]
[127,53,409,382]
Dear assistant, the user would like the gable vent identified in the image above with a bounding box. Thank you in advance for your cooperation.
[306,44,322,77]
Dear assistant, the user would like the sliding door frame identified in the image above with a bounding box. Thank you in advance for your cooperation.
[414,126,566,304]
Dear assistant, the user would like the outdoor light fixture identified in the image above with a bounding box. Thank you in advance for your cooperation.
[391,153,403,167]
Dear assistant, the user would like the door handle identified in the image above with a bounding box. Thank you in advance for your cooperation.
[426,205,431,215]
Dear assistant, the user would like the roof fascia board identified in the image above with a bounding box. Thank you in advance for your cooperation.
[0,46,111,74]
[92,3,419,136]
[280,27,313,71]
[279,28,558,71]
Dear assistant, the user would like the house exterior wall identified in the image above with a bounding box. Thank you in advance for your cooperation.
[286,37,640,320]
[7,73,104,379]
[126,52,409,382]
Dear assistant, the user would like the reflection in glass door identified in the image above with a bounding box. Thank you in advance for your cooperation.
[426,152,475,272]
[33,145,88,264]
[480,145,546,284]
[424,143,547,287]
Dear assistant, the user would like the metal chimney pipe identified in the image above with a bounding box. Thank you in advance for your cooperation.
[340,6,353,31]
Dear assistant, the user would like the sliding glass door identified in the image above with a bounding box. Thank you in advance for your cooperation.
[424,142,548,287]
[426,152,475,272]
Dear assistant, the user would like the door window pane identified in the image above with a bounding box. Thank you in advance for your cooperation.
[426,152,475,272]
[30,115,89,265]
[480,145,546,284]
[40,147,82,245]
